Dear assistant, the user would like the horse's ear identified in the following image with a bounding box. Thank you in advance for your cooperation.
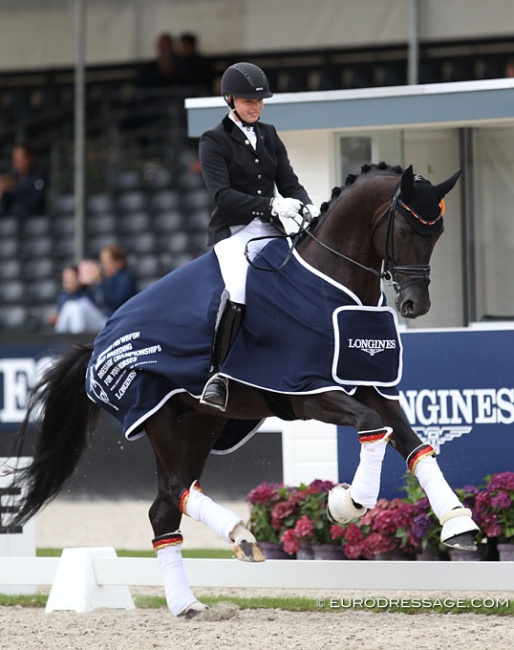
[400,165,414,199]
[435,169,462,198]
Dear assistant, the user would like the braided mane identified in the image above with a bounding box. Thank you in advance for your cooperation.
[319,161,403,216]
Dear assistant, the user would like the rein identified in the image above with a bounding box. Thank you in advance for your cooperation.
[244,182,432,294]
[302,182,432,293]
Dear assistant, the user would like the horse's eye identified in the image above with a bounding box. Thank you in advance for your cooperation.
[398,228,408,238]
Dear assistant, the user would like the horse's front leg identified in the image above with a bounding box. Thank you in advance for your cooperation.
[145,402,263,618]
[291,390,393,523]
[358,387,480,550]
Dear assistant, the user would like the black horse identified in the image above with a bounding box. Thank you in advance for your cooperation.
[12,163,479,618]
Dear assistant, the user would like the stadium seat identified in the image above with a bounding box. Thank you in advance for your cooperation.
[87,193,115,215]
[0,258,21,281]
[115,169,143,191]
[86,213,118,235]
[117,190,147,213]
[0,237,19,258]
[0,305,27,329]
[121,211,152,234]
[0,280,25,304]
[0,216,18,237]
[151,190,181,212]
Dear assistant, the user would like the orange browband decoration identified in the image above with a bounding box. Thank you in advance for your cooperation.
[398,198,444,226]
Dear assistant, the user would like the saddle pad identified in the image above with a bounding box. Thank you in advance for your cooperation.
[222,238,402,396]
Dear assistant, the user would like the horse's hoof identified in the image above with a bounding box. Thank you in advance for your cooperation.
[233,540,265,562]
[440,507,480,549]
[327,483,367,525]
[179,602,210,620]
[443,531,478,551]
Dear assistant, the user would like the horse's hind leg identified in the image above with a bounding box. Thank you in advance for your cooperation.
[145,403,263,616]
[149,457,204,618]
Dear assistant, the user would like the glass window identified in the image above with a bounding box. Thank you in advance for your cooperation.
[472,126,514,322]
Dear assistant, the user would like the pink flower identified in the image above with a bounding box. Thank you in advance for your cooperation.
[344,523,363,543]
[281,528,299,555]
[487,472,514,492]
[246,483,282,506]
[271,500,297,530]
[294,515,315,540]
[330,524,346,541]
[490,490,511,510]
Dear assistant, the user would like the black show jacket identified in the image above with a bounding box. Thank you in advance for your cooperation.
[199,115,312,244]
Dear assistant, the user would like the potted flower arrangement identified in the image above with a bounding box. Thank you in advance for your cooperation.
[367,498,416,560]
[278,479,345,559]
[401,471,447,560]
[246,482,294,558]
[471,472,514,561]
[332,497,416,560]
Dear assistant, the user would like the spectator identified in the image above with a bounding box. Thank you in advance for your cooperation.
[136,32,178,90]
[0,143,46,219]
[176,33,212,93]
[94,244,137,317]
[50,264,106,334]
[504,57,514,78]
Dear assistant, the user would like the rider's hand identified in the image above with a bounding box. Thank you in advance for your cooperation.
[303,204,321,219]
[271,197,302,219]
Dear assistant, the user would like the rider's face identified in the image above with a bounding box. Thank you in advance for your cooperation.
[232,97,264,124]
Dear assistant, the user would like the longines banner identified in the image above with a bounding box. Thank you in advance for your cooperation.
[1,329,513,498]
[0,344,52,430]
[338,327,514,497]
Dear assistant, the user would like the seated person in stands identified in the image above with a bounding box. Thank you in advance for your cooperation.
[50,264,107,334]
[136,32,177,89]
[94,244,138,317]
[175,33,212,93]
[0,143,46,218]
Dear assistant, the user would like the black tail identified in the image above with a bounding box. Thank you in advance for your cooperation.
[11,343,99,526]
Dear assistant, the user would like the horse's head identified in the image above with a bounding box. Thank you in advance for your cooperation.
[374,165,462,319]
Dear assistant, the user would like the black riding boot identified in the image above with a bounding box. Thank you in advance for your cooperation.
[200,291,245,411]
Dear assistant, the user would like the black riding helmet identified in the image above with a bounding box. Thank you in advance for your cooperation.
[221,62,273,108]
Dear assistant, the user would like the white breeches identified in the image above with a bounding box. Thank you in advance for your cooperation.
[214,219,280,304]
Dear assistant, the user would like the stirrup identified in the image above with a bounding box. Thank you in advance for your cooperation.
[200,374,229,411]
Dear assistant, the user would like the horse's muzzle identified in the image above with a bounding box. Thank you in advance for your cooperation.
[396,290,431,319]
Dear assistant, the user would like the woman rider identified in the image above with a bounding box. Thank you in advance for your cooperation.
[199,61,319,411]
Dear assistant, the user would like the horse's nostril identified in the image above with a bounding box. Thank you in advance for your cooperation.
[401,300,415,318]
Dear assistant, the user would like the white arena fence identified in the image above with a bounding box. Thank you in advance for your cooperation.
[1,548,514,613]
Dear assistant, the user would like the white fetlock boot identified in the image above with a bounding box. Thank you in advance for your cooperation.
[327,483,367,524]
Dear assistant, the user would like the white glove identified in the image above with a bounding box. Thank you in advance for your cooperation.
[271,197,302,219]
[303,203,321,219]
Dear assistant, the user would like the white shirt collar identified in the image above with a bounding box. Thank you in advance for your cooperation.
[229,112,257,147]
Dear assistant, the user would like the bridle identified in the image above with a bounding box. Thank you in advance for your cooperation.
[302,181,439,294]
[245,181,441,295]
[369,181,436,294]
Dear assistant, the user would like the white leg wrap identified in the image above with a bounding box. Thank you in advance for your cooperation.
[350,428,392,508]
[156,544,198,617]
[183,481,243,543]
[413,456,462,521]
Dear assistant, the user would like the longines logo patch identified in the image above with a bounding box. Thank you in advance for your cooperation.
[347,338,397,357]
